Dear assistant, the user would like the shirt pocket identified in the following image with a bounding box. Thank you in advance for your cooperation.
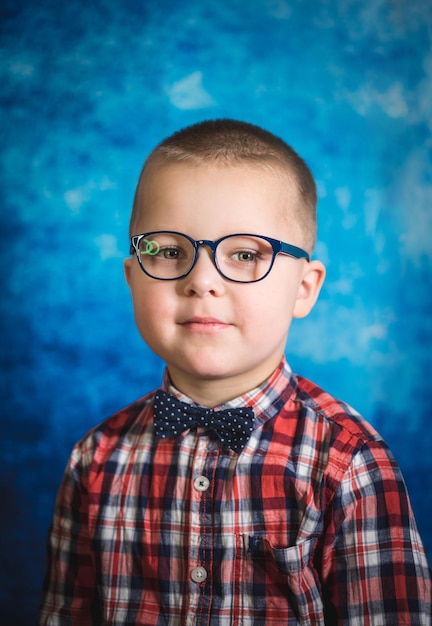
[239,535,325,626]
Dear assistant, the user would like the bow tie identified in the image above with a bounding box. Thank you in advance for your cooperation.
[153,389,255,454]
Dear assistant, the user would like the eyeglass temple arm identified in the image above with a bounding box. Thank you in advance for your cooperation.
[279,242,310,262]
[130,236,139,255]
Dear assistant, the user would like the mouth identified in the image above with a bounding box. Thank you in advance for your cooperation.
[178,316,231,333]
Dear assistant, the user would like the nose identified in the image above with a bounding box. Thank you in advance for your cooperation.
[181,243,225,297]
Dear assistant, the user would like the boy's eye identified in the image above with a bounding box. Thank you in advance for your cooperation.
[139,237,190,261]
[232,250,258,263]
[160,247,183,260]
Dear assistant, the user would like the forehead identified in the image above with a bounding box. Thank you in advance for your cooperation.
[134,160,301,225]
[133,162,304,243]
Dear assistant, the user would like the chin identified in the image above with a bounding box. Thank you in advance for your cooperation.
[170,357,240,381]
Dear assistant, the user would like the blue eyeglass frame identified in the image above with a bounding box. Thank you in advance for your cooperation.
[130,230,310,283]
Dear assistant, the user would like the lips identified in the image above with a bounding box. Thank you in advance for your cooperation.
[179,316,231,332]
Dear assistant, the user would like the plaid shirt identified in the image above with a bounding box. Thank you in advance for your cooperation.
[39,359,431,625]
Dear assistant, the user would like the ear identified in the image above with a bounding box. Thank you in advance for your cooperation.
[293,260,326,319]
[124,257,133,288]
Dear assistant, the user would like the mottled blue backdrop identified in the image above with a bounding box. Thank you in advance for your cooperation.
[1,0,431,623]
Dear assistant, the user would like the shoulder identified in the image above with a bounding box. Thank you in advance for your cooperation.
[70,391,157,471]
[294,373,382,447]
[288,374,399,487]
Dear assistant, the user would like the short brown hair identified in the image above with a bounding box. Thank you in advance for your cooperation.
[130,119,317,250]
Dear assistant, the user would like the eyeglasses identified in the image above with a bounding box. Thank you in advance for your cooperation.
[130,231,310,283]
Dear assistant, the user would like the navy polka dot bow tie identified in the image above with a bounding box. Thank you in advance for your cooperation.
[153,389,255,454]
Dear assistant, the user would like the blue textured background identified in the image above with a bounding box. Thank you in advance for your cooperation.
[1,1,431,623]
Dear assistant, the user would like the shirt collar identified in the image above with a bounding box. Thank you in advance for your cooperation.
[162,356,297,426]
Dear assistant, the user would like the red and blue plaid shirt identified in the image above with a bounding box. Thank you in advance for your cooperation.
[39,359,431,625]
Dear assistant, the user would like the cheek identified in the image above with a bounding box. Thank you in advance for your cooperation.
[130,279,182,342]
[261,277,299,311]
[131,299,170,355]
[240,285,294,334]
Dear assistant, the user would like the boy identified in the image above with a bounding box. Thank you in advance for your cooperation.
[39,119,431,625]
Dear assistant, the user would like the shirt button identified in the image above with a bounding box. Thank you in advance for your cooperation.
[190,566,207,583]
[193,475,210,492]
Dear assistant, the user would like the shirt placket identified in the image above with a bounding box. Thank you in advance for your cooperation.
[185,434,219,626]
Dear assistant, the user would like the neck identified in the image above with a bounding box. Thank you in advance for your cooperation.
[166,362,282,408]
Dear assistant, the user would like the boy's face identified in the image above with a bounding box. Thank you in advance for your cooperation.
[124,162,325,405]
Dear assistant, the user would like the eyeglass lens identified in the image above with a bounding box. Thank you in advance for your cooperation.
[136,232,276,282]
